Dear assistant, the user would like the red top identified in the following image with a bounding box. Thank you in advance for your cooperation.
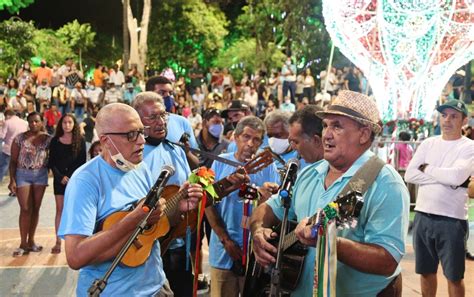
[44,109,62,127]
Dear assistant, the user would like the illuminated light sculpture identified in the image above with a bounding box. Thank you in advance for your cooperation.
[322,0,474,121]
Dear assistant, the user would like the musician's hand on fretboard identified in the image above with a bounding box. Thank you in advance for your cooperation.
[295,217,318,246]
[178,182,203,213]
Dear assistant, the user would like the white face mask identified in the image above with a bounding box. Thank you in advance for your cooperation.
[269,137,290,155]
[107,136,141,172]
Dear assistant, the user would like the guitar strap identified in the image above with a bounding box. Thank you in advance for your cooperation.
[313,154,385,297]
[338,155,386,197]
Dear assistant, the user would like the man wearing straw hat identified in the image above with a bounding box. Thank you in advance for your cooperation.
[250,90,409,296]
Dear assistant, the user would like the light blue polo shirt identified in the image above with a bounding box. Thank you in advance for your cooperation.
[143,142,191,249]
[209,152,280,270]
[266,150,410,297]
[58,157,166,297]
[166,113,198,149]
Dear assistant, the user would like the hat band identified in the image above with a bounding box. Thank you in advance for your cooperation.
[327,105,371,122]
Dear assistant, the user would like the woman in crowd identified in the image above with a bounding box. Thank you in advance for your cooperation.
[88,140,101,159]
[48,113,86,254]
[9,112,51,257]
[6,78,19,102]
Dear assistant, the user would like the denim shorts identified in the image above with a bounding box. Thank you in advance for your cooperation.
[16,168,48,187]
[413,211,468,281]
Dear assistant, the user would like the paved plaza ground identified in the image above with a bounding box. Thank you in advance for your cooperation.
[0,178,473,296]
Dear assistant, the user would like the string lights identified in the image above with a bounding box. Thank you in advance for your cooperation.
[323,0,474,121]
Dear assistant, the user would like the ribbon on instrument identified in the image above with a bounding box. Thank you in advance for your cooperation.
[313,203,339,297]
[242,200,251,267]
[193,191,207,297]
[188,167,217,297]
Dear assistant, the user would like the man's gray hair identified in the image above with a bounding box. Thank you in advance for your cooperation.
[234,116,265,137]
[132,91,164,115]
[264,110,290,131]
[96,103,139,135]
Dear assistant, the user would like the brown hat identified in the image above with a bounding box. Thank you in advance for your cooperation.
[316,90,382,133]
[221,100,250,118]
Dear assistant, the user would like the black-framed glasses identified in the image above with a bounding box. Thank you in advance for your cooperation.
[104,127,149,142]
[142,112,169,122]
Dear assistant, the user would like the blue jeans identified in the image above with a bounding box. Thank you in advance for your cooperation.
[74,105,85,123]
[0,152,10,183]
[283,81,297,103]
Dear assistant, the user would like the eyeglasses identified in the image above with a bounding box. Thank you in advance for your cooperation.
[104,127,149,142]
[142,112,169,122]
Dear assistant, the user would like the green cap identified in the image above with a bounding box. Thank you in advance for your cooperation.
[437,99,468,116]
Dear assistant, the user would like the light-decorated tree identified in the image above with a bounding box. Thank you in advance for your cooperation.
[56,20,95,72]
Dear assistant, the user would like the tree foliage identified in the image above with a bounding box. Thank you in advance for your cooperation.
[0,0,34,14]
[32,29,75,65]
[0,18,35,77]
[148,0,228,74]
[56,20,96,71]
[214,38,285,81]
[235,0,331,76]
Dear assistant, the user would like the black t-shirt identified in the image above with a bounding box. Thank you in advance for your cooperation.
[83,116,95,143]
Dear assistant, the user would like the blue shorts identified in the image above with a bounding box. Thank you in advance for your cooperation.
[413,211,468,281]
[15,168,48,187]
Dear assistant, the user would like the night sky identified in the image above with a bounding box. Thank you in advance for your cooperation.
[1,0,122,35]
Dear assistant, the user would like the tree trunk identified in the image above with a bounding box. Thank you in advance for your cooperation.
[127,0,151,78]
[127,4,139,71]
[79,48,83,73]
[123,0,130,74]
[138,0,151,76]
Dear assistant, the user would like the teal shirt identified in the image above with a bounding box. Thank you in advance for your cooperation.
[266,150,409,297]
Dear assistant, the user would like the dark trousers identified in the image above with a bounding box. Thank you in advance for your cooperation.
[162,246,194,297]
[282,81,296,103]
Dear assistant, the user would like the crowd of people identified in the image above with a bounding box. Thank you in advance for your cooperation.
[0,56,473,297]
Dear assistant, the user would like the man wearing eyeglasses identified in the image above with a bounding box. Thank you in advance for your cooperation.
[145,76,199,151]
[58,103,202,296]
[133,91,202,296]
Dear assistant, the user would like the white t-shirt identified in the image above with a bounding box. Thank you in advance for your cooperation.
[405,136,474,220]
[87,88,104,105]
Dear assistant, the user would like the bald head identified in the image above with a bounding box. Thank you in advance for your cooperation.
[96,103,142,135]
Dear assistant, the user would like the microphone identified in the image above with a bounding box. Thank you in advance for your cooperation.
[278,158,299,199]
[142,165,175,212]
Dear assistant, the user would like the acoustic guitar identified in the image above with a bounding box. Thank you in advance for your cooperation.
[243,191,364,296]
[101,149,274,266]
[159,149,274,255]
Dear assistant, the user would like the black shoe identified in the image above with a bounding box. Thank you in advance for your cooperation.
[466,252,474,261]
[8,192,15,197]
[197,275,209,293]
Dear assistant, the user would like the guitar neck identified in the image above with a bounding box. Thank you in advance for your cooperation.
[163,189,188,218]
[281,211,320,252]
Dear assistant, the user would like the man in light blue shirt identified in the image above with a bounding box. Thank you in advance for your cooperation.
[250,91,409,297]
[58,103,202,297]
[133,92,200,296]
[206,116,280,297]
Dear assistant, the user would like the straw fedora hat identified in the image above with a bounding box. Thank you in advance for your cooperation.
[316,90,382,134]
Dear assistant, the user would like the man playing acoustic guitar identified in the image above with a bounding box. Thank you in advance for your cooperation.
[58,103,202,296]
[250,91,410,297]
[206,116,280,297]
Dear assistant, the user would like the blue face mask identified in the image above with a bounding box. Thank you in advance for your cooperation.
[208,123,223,138]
